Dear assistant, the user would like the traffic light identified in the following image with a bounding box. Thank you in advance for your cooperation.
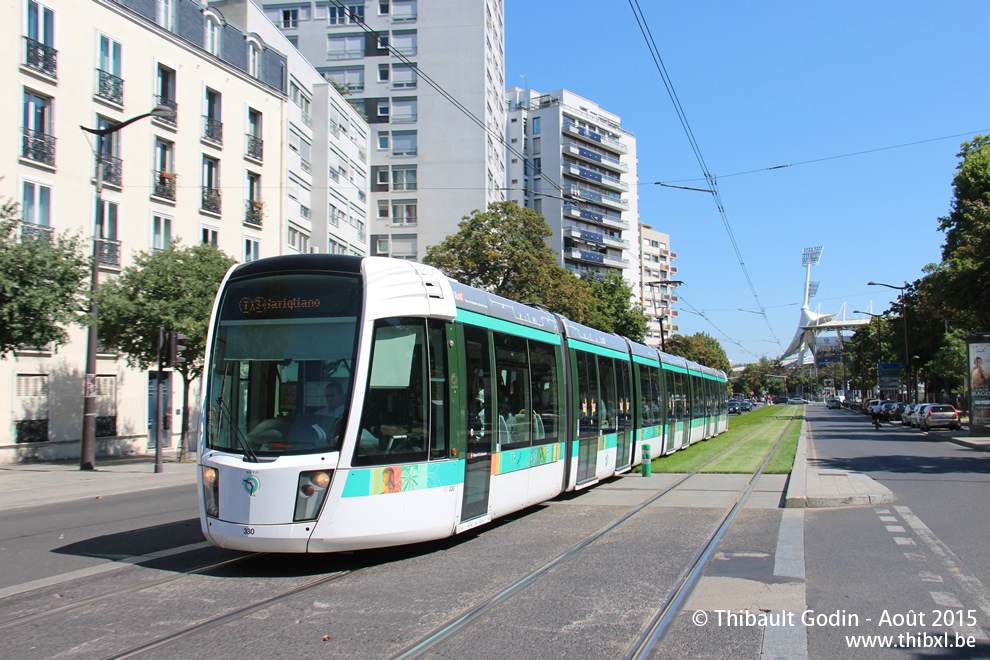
[165,330,187,367]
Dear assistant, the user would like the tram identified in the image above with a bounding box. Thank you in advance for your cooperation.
[197,255,727,552]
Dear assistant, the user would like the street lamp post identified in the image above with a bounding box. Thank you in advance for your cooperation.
[854,310,886,398]
[78,105,175,471]
[868,281,911,403]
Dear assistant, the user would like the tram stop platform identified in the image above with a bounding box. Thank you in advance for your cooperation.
[0,419,988,513]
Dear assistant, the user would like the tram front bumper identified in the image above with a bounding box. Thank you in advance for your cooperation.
[202,516,315,553]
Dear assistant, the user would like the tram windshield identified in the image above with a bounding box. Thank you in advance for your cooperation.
[204,272,362,457]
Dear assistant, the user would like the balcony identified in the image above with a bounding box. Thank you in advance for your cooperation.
[153,171,176,201]
[23,36,57,78]
[96,238,121,268]
[566,185,629,212]
[201,187,221,214]
[245,200,264,227]
[95,154,122,187]
[563,142,628,173]
[563,202,629,231]
[154,96,177,127]
[203,116,223,145]
[96,69,124,105]
[562,224,628,250]
[563,164,628,192]
[246,134,263,161]
[562,120,628,154]
[20,223,53,243]
[21,128,55,167]
[564,248,629,269]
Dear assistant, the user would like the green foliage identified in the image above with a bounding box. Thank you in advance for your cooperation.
[424,201,595,325]
[96,242,235,380]
[664,332,731,373]
[584,273,648,342]
[735,356,786,396]
[923,135,990,331]
[0,199,89,358]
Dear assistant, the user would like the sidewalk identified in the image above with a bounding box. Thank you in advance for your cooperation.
[0,448,199,512]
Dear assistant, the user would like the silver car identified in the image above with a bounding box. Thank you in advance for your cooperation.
[919,404,963,431]
[909,404,932,428]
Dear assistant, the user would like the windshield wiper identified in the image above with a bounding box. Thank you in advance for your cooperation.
[215,396,260,463]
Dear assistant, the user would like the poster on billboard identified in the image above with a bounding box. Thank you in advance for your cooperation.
[815,336,843,366]
[967,339,990,436]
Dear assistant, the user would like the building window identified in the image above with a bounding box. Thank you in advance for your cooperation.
[202,156,220,213]
[202,226,218,247]
[22,90,54,166]
[247,42,260,77]
[24,0,57,78]
[328,34,363,59]
[280,8,299,28]
[377,200,389,218]
[153,138,175,200]
[204,88,223,144]
[152,214,173,250]
[324,67,364,92]
[156,0,175,31]
[392,166,417,191]
[287,225,309,253]
[155,65,177,125]
[205,15,222,57]
[97,199,119,241]
[379,2,390,15]
[377,100,389,118]
[391,200,417,226]
[533,116,541,134]
[96,35,123,104]
[392,30,417,55]
[377,131,389,150]
[391,130,416,156]
[390,234,416,260]
[378,64,389,82]
[247,108,263,160]
[244,237,260,262]
[21,180,51,227]
[391,97,416,123]
[392,0,416,22]
[392,65,416,88]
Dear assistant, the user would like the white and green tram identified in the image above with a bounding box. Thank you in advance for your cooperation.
[197,255,727,553]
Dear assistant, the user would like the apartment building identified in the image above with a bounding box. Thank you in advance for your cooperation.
[3,0,368,456]
[212,0,370,257]
[639,223,679,350]
[260,0,506,261]
[504,88,639,282]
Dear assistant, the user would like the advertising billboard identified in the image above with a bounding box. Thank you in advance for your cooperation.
[968,340,990,436]
[814,335,843,366]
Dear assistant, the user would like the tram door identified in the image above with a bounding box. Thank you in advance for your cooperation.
[575,351,598,484]
[614,359,633,470]
[461,326,492,521]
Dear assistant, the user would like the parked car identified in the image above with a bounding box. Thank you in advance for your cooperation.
[891,402,906,421]
[788,397,808,404]
[901,404,918,425]
[909,404,932,428]
[740,399,752,412]
[728,400,741,414]
[880,402,898,422]
[863,399,881,415]
[919,404,963,431]
[827,397,842,409]
[773,396,789,404]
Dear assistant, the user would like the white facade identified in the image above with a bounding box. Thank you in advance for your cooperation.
[639,223,679,349]
[1,0,369,458]
[260,0,506,261]
[212,0,370,256]
[504,88,639,282]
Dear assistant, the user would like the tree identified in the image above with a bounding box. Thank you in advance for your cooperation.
[922,135,990,330]
[0,198,89,358]
[584,273,648,342]
[663,332,731,373]
[423,201,598,323]
[96,243,236,455]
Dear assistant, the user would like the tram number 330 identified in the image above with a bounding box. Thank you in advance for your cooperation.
[243,527,256,535]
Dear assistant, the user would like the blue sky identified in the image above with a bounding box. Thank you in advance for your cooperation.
[504,1,988,365]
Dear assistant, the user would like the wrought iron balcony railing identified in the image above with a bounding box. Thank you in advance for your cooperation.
[24,36,57,78]
[96,237,121,268]
[203,116,223,144]
[201,187,221,214]
[153,170,176,200]
[245,200,264,227]
[246,134,263,161]
[154,96,177,126]
[96,69,124,105]
[20,223,53,243]
[21,128,55,166]
[95,154,122,187]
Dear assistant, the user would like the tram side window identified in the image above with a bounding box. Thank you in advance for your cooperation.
[650,366,665,427]
[575,351,599,437]
[463,325,493,454]
[427,320,448,459]
[494,332,531,450]
[353,317,429,466]
[616,358,632,433]
[597,355,618,433]
[528,340,559,444]
[638,365,657,426]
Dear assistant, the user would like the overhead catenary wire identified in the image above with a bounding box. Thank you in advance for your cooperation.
[628,0,782,350]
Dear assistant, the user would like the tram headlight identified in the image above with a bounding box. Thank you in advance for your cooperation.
[294,470,334,522]
[202,466,219,518]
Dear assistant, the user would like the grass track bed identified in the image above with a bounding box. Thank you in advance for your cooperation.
[647,405,803,474]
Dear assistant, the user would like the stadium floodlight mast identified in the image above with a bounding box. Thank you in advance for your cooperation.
[802,246,824,267]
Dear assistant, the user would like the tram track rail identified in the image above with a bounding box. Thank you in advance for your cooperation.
[392,411,800,659]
